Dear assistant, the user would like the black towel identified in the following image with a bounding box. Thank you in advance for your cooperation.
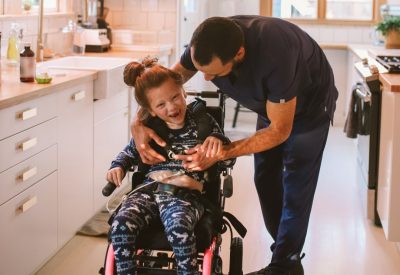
[344,84,370,138]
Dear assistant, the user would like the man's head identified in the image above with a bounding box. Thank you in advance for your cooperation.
[190,17,245,81]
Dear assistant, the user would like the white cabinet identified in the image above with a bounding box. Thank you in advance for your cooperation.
[0,94,58,275]
[0,172,58,275]
[93,89,130,211]
[57,82,94,246]
[377,89,400,241]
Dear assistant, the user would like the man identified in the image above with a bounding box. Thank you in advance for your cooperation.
[132,16,338,275]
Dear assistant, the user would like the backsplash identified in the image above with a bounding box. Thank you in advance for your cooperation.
[104,0,177,45]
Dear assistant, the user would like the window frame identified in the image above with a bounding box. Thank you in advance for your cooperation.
[260,0,386,26]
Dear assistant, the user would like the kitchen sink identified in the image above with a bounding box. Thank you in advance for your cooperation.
[38,56,132,99]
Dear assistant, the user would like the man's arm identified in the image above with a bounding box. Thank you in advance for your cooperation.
[176,97,296,170]
[221,97,296,160]
[171,62,197,83]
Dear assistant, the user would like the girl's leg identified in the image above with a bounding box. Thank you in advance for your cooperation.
[156,192,204,275]
[110,191,158,275]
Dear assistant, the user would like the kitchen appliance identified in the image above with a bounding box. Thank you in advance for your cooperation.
[73,28,110,53]
[376,55,400,73]
[73,0,111,53]
[353,59,385,225]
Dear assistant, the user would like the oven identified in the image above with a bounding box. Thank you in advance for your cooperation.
[353,60,382,225]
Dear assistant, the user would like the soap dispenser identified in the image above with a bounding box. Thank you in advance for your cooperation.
[6,23,20,66]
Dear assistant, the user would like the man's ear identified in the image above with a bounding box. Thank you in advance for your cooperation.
[235,46,245,61]
[183,89,187,98]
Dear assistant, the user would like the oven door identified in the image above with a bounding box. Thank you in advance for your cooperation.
[354,80,381,224]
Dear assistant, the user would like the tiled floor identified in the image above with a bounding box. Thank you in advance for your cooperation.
[36,126,400,275]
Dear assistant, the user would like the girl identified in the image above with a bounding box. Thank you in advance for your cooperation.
[107,57,232,275]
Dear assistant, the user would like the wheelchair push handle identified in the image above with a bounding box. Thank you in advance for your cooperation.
[102,181,117,197]
[186,91,220,98]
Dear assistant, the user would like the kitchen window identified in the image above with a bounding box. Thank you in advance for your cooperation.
[261,0,384,23]
[22,0,59,13]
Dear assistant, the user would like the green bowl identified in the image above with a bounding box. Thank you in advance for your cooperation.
[35,77,52,84]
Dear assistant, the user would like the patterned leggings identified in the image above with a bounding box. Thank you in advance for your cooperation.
[110,190,204,275]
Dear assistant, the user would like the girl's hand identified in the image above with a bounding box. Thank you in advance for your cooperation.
[106,167,125,187]
[201,136,223,158]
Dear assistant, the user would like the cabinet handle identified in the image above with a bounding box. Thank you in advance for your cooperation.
[19,196,38,213]
[72,90,86,101]
[19,108,38,120]
[20,167,38,182]
[19,137,37,151]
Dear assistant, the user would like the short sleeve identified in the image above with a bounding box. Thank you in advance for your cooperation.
[180,46,197,71]
[261,26,312,104]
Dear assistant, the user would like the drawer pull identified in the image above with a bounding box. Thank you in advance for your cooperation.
[72,90,86,101]
[21,167,38,181]
[20,137,38,151]
[19,108,38,120]
[19,196,38,213]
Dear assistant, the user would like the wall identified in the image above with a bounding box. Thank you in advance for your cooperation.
[104,0,177,60]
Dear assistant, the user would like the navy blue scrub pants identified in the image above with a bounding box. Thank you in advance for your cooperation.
[254,114,330,269]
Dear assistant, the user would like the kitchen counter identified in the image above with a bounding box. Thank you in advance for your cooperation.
[0,60,97,110]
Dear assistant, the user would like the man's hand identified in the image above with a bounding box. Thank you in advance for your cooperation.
[174,144,222,171]
[131,119,166,164]
[106,167,125,187]
[201,136,223,158]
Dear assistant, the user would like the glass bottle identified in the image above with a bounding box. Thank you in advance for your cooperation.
[7,23,20,66]
[20,43,35,83]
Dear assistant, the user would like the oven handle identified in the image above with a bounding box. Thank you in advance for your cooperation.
[355,86,371,102]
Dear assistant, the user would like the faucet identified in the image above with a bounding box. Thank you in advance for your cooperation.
[36,0,44,62]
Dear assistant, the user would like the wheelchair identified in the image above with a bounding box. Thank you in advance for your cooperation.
[99,91,246,275]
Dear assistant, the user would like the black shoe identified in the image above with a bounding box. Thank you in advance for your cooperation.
[246,266,287,275]
[246,254,304,275]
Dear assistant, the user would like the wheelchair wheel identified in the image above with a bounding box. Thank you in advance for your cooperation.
[229,237,243,275]
[100,243,116,275]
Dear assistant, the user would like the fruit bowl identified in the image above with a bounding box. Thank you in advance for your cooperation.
[35,73,52,84]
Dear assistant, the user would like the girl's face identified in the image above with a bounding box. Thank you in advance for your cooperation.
[147,78,187,129]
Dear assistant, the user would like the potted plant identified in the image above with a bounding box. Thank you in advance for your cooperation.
[376,17,400,49]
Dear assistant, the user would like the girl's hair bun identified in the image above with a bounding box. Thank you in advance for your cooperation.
[123,57,158,87]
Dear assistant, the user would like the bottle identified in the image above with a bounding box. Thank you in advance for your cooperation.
[20,43,35,83]
[7,23,19,66]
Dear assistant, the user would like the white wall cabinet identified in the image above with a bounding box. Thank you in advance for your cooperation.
[57,82,94,246]
[93,89,130,212]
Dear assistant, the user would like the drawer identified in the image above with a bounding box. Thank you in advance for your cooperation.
[57,81,94,114]
[0,172,57,275]
[0,118,57,172]
[0,93,57,141]
[0,145,57,205]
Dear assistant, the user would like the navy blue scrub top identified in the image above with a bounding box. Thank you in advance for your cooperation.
[180,15,338,133]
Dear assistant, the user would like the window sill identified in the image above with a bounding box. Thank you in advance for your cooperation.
[0,11,74,19]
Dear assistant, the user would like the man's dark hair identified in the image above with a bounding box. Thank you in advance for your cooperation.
[190,17,244,66]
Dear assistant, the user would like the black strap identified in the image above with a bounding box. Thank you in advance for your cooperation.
[223,211,247,238]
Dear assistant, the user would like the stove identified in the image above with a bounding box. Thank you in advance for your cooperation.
[376,55,400,73]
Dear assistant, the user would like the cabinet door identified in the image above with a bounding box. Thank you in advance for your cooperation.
[57,82,94,246]
[0,172,57,275]
[377,90,400,241]
[93,106,129,211]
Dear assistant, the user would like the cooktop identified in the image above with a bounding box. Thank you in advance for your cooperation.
[376,55,400,73]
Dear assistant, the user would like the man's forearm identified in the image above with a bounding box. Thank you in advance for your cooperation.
[221,126,289,160]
